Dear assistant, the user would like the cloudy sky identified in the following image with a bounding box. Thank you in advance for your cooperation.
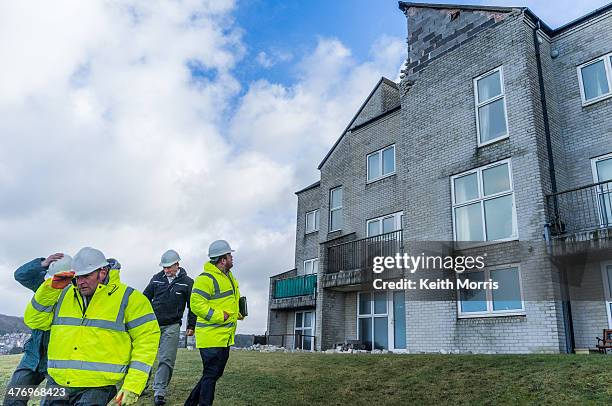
[0,0,608,334]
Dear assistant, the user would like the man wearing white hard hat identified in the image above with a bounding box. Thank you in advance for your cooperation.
[4,253,72,406]
[143,249,197,406]
[24,247,160,406]
[186,240,245,406]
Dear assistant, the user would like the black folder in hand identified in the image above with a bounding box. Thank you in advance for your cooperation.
[239,296,248,317]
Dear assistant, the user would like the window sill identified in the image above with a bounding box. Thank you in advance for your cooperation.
[366,172,396,185]
[581,92,612,107]
[457,312,526,320]
[477,134,509,148]
[452,237,519,250]
[305,230,319,236]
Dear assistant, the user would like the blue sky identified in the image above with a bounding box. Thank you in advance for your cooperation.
[0,0,609,333]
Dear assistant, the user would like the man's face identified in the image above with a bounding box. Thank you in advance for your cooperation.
[164,263,179,277]
[76,268,107,296]
[221,253,233,270]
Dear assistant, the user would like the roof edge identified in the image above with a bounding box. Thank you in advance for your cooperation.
[398,1,519,14]
[295,180,321,195]
[318,76,398,170]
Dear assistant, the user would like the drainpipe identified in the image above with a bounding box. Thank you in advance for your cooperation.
[531,17,575,354]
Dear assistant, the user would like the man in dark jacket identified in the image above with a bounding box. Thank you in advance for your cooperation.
[143,249,196,406]
[4,253,65,406]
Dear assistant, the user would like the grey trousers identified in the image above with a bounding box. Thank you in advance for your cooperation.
[153,323,181,397]
[3,366,46,406]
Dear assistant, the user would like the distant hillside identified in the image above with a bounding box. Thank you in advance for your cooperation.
[0,314,30,334]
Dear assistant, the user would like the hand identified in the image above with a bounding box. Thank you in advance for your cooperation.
[41,253,64,268]
[51,271,75,289]
[223,311,229,321]
[238,312,244,320]
[114,388,138,405]
[186,328,194,336]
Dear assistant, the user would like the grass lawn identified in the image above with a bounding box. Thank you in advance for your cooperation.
[1,349,611,405]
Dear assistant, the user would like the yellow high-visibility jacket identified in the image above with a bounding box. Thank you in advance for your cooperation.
[190,262,240,348]
[24,269,160,395]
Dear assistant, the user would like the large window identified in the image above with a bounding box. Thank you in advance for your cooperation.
[305,209,320,234]
[591,153,612,227]
[367,145,396,182]
[474,66,509,146]
[451,159,517,242]
[366,211,403,237]
[357,292,389,350]
[303,258,319,275]
[329,187,343,232]
[578,52,612,105]
[294,311,314,350]
[457,266,524,317]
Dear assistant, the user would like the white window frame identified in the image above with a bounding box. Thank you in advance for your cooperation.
[474,66,510,146]
[294,310,315,351]
[601,262,612,329]
[450,158,518,243]
[366,144,396,183]
[305,209,320,234]
[329,187,343,232]
[366,211,403,237]
[456,264,525,318]
[591,152,612,228]
[303,258,319,275]
[577,52,612,106]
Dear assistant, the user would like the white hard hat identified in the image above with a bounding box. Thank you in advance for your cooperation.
[45,255,73,279]
[72,247,109,276]
[159,249,180,267]
[208,240,234,258]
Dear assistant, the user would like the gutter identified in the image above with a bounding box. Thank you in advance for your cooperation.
[530,14,575,354]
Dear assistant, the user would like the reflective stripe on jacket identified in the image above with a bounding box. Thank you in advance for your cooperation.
[24,269,160,395]
[190,262,240,348]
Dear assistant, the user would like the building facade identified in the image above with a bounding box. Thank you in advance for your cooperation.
[267,1,612,353]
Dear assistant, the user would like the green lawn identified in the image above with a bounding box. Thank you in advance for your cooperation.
[1,350,611,405]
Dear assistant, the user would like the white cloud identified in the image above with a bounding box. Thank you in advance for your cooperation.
[255,49,293,69]
[0,0,404,336]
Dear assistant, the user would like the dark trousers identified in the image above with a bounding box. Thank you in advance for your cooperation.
[185,347,230,406]
[40,376,117,406]
[3,366,46,406]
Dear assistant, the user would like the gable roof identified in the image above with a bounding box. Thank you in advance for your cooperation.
[318,77,399,170]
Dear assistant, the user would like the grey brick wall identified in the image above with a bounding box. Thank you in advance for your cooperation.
[275,4,612,353]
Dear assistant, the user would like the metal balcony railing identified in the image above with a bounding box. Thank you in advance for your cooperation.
[327,230,403,273]
[273,274,317,299]
[546,180,612,237]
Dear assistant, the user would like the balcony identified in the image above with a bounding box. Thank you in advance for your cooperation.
[269,273,317,310]
[545,180,612,256]
[322,230,404,289]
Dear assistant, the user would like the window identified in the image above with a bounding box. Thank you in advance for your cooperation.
[451,159,517,242]
[366,211,403,236]
[303,258,319,275]
[294,311,314,350]
[458,266,524,317]
[305,209,320,233]
[578,52,612,105]
[367,145,396,182]
[329,187,343,232]
[591,153,612,227]
[357,292,389,350]
[474,66,509,145]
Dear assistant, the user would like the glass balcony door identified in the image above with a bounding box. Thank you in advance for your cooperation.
[592,154,612,227]
[295,311,315,351]
[602,263,612,329]
[357,291,406,351]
